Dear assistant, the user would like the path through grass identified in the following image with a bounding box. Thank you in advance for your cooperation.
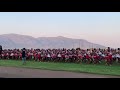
[0,60,120,76]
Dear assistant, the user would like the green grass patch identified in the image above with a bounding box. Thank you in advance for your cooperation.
[0,60,120,76]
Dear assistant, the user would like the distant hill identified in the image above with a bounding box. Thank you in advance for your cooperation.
[0,34,106,49]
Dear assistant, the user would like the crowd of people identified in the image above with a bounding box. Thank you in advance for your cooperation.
[0,47,120,66]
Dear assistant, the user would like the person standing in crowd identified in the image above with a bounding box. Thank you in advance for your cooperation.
[22,48,26,65]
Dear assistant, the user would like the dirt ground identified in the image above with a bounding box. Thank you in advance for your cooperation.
[0,66,120,78]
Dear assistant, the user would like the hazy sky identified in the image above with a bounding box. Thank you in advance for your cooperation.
[0,12,120,48]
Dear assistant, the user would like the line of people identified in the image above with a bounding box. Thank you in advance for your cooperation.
[0,48,120,65]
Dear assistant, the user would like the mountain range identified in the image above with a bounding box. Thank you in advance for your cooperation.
[0,34,106,49]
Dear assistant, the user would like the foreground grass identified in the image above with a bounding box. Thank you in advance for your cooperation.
[0,60,120,76]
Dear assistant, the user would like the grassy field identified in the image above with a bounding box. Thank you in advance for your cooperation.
[0,60,120,76]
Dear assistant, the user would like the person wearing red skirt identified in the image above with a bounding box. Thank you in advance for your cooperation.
[37,52,41,62]
[105,54,112,66]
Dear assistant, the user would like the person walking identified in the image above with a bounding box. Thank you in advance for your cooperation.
[22,48,26,65]
[0,45,2,59]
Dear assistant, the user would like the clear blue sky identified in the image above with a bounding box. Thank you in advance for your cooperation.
[0,12,120,48]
